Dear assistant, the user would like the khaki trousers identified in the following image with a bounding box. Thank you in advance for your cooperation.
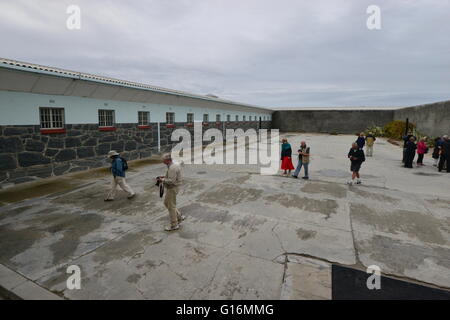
[366,145,373,157]
[164,187,181,227]
[106,176,135,200]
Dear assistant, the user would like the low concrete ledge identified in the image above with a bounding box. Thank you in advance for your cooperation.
[0,264,62,300]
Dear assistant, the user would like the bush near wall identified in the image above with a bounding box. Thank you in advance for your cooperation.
[383,120,416,139]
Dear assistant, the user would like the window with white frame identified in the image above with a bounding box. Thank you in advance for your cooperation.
[216,114,221,122]
[235,115,239,121]
[39,107,65,129]
[166,112,175,124]
[138,111,150,126]
[227,115,231,122]
[187,113,194,124]
[99,109,115,127]
[203,114,209,122]
[243,115,246,121]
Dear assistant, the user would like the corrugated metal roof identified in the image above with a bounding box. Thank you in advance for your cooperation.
[0,57,272,112]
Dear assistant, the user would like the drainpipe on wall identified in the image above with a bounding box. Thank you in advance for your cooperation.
[157,122,161,153]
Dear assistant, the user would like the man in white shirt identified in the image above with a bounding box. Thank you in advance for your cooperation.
[158,153,185,231]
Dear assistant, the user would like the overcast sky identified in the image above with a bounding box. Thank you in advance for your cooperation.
[1,0,449,108]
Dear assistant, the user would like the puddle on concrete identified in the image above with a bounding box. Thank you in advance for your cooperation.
[0,178,83,206]
[318,169,349,178]
[351,189,400,204]
[296,228,317,240]
[350,203,447,245]
[301,181,347,199]
[180,203,231,224]
[0,224,45,263]
[232,216,267,232]
[413,172,442,177]
[357,234,450,275]
[197,185,263,206]
[264,194,338,219]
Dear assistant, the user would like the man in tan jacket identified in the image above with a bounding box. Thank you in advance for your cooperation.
[159,153,185,231]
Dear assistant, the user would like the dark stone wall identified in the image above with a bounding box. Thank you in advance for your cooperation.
[272,110,394,134]
[393,101,450,137]
[0,121,271,187]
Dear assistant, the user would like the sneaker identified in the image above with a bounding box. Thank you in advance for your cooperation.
[302,176,309,180]
[356,180,362,185]
[127,193,136,199]
[292,175,298,178]
[347,180,353,185]
[164,224,180,232]
[178,215,186,223]
[104,198,114,202]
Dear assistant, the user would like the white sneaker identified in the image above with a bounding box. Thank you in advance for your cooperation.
[347,180,353,185]
[356,179,362,185]
[164,224,180,232]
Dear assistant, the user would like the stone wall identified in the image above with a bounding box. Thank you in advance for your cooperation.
[393,100,450,137]
[0,121,271,187]
[272,110,394,134]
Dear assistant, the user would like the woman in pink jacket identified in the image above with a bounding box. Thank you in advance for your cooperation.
[416,137,428,166]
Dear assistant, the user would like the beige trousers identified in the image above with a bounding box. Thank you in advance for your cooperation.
[164,187,182,226]
[366,145,373,157]
[106,176,135,200]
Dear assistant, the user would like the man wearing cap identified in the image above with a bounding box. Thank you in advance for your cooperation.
[158,153,184,231]
[104,150,135,201]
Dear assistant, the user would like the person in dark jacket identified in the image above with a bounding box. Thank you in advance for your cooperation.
[438,135,450,173]
[347,142,365,185]
[356,132,366,150]
[104,150,135,201]
[402,131,415,163]
[432,136,443,166]
[280,138,294,176]
[404,136,417,168]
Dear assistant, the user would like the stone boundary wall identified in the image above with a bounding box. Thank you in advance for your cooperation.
[0,121,271,187]
[272,110,394,134]
[393,100,450,137]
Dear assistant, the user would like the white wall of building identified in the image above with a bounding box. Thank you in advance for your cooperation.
[0,91,272,126]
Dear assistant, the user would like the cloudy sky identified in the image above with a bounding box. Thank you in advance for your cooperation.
[1,0,449,108]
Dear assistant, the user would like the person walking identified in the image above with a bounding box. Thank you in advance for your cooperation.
[280,138,294,176]
[292,141,310,179]
[356,132,366,150]
[404,136,417,168]
[416,137,428,166]
[365,132,376,157]
[158,153,185,231]
[438,135,450,173]
[347,142,365,185]
[104,150,135,201]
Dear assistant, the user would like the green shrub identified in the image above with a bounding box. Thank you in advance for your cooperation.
[383,120,416,139]
[364,124,384,137]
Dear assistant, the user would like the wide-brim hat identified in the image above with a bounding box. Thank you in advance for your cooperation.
[108,150,120,157]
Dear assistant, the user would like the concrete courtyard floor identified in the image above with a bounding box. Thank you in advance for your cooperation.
[0,133,449,299]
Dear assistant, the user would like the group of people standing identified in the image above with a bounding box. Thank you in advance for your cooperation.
[280,132,377,185]
[280,138,310,179]
[403,132,450,172]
